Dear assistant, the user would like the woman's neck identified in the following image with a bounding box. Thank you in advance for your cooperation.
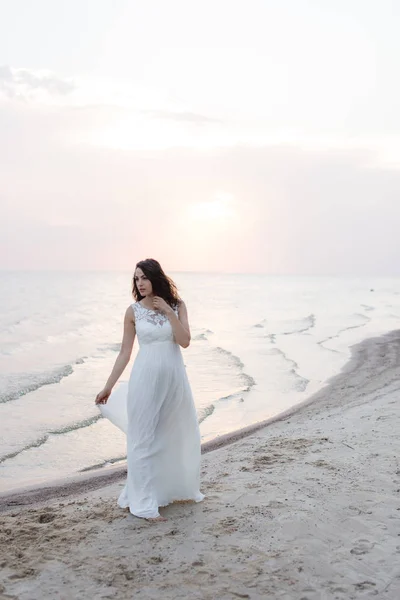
[140,295,155,307]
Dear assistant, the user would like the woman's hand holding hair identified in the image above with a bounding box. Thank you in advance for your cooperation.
[152,296,173,314]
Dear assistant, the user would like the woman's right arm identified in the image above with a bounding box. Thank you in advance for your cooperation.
[95,306,136,405]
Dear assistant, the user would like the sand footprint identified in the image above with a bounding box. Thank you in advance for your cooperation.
[310,459,337,471]
[245,506,274,519]
[38,512,56,523]
[207,517,238,534]
[350,539,375,555]
[354,581,376,590]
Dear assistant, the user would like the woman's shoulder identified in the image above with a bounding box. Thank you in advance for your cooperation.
[126,302,140,320]
[174,298,186,312]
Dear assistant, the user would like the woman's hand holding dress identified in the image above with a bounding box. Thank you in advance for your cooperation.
[95,387,112,405]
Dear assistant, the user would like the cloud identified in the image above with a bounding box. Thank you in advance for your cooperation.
[1,73,400,274]
[2,124,400,274]
[0,65,75,100]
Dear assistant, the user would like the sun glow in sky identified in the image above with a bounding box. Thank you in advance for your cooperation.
[1,0,400,274]
[187,193,236,222]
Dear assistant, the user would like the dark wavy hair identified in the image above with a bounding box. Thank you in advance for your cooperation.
[132,258,181,307]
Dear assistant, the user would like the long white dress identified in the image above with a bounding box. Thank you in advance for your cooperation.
[98,302,204,518]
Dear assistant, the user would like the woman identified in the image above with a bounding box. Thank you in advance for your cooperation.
[95,258,204,522]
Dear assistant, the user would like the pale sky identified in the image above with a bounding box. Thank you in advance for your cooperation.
[1,0,400,274]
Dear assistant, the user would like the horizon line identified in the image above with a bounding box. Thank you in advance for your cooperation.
[0,268,399,278]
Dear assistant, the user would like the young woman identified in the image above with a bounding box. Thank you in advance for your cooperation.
[95,259,204,522]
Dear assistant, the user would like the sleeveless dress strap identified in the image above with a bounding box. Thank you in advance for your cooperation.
[131,302,137,321]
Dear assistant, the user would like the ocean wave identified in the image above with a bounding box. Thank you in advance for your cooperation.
[0,413,103,464]
[255,314,316,337]
[186,345,256,427]
[253,319,267,329]
[241,372,256,392]
[0,357,86,404]
[79,455,126,472]
[213,347,256,394]
[318,313,370,351]
[282,314,316,336]
[214,346,244,369]
[353,312,371,322]
[198,403,215,424]
[316,341,342,354]
[360,304,375,312]
[265,333,276,344]
[193,333,208,341]
[99,342,121,352]
[0,435,49,465]
[193,329,214,342]
[266,347,310,392]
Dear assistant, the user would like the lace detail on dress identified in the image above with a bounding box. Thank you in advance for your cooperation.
[133,302,178,328]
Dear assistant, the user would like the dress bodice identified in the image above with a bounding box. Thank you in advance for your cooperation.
[132,302,178,346]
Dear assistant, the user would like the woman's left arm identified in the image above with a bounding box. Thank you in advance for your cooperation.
[152,297,191,348]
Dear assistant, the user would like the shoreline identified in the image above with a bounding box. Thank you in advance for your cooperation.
[1,328,399,511]
[1,329,400,598]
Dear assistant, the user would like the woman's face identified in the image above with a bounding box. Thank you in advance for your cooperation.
[134,268,153,297]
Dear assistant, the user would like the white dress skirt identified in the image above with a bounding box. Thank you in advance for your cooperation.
[98,302,204,518]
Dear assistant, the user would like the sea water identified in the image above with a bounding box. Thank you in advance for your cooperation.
[1,271,399,491]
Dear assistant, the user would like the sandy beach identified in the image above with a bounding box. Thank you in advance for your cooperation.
[1,330,400,599]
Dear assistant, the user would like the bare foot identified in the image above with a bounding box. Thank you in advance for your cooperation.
[145,515,168,522]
